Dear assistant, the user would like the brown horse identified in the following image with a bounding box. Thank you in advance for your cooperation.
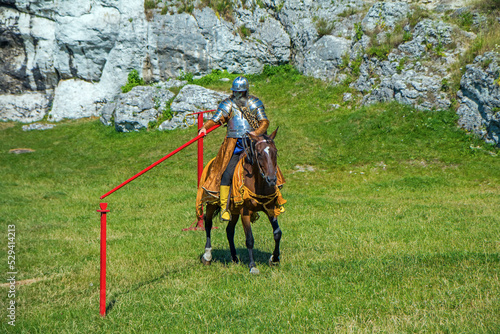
[201,128,283,274]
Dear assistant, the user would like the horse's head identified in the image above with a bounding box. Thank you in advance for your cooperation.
[248,128,279,187]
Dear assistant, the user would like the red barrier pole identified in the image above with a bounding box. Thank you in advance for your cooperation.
[183,110,217,231]
[196,113,204,229]
[100,124,220,200]
[97,203,110,316]
[197,112,204,188]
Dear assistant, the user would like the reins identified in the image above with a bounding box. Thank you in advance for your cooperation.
[243,134,276,182]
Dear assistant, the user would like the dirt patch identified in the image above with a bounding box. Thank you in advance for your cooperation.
[9,148,35,154]
[0,277,46,287]
[0,123,15,131]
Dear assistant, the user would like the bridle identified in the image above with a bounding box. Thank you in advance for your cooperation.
[243,134,277,182]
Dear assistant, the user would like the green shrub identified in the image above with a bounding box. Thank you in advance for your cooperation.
[396,57,408,74]
[339,53,350,70]
[316,18,335,37]
[338,6,358,18]
[192,69,233,85]
[179,70,194,83]
[144,0,156,10]
[350,55,363,76]
[407,5,431,28]
[121,69,145,93]
[441,78,450,92]
[403,30,412,42]
[276,1,284,12]
[459,11,474,31]
[177,0,194,14]
[261,64,299,77]
[200,0,234,22]
[474,0,500,12]
[354,22,363,41]
[255,0,265,9]
[367,44,391,60]
[238,25,251,38]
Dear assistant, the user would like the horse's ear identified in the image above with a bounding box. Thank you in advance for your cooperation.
[269,127,278,140]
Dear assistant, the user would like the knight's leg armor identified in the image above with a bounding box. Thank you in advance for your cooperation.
[220,154,240,221]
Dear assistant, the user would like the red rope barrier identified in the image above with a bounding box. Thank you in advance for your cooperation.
[100,124,221,199]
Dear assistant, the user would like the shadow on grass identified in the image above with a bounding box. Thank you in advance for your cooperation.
[105,248,275,314]
[208,247,273,266]
[105,264,198,315]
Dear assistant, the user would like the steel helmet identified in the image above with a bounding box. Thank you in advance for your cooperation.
[230,76,249,92]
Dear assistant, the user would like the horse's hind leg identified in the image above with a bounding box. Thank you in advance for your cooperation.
[226,214,240,263]
[268,215,282,265]
[202,204,216,265]
[241,211,259,274]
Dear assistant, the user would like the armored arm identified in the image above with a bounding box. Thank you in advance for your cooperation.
[253,120,269,136]
[247,96,269,136]
[201,98,232,131]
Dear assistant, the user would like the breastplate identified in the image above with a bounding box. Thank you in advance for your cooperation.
[227,101,253,138]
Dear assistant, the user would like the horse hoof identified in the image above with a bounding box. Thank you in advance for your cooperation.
[201,248,212,265]
[269,255,280,266]
[201,256,211,266]
[231,257,239,264]
[249,267,260,275]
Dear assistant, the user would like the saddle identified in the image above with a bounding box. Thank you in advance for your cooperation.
[196,155,286,219]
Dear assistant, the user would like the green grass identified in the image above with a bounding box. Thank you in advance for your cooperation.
[1,70,499,332]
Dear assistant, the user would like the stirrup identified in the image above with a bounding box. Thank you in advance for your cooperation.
[221,209,231,221]
[279,205,285,213]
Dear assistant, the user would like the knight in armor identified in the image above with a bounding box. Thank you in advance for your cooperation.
[198,76,269,221]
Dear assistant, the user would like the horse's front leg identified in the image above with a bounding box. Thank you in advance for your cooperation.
[226,213,240,263]
[202,204,216,265]
[241,210,259,274]
[268,215,282,265]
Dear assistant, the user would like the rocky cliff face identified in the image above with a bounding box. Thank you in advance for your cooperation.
[0,0,499,146]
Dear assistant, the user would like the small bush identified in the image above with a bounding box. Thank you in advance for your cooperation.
[367,44,391,60]
[177,0,195,14]
[338,6,358,18]
[192,69,233,85]
[458,11,474,31]
[255,0,265,9]
[200,0,234,22]
[407,5,431,28]
[474,0,500,13]
[350,55,363,76]
[121,69,145,93]
[365,26,406,60]
[339,53,350,70]
[144,0,156,10]
[179,70,194,83]
[238,25,251,38]
[441,78,450,92]
[316,18,335,37]
[396,57,407,74]
[261,64,300,79]
[354,22,363,41]
[403,30,412,42]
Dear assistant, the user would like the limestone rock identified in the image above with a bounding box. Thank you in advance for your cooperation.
[399,19,454,58]
[159,85,229,131]
[457,52,500,146]
[49,79,106,121]
[361,2,410,31]
[22,123,55,131]
[107,85,175,132]
[303,35,351,80]
[0,92,50,123]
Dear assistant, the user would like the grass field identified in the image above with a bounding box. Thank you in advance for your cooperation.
[1,71,499,333]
